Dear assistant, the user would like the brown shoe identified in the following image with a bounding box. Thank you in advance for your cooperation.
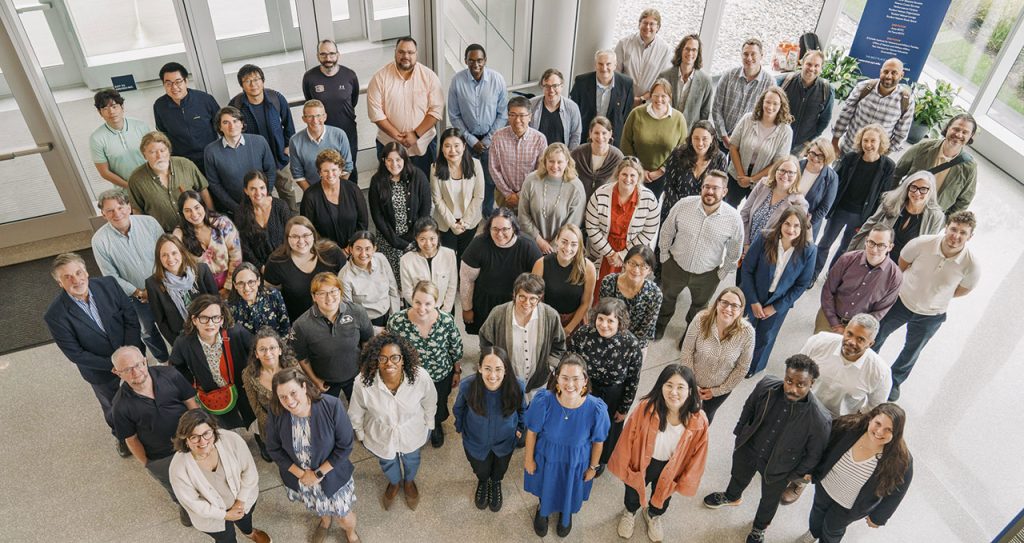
[246,528,272,543]
[780,481,807,505]
[382,482,400,510]
[403,480,420,510]
[311,520,328,543]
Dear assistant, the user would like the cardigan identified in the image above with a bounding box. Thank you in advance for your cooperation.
[570,143,624,202]
[848,196,946,252]
[528,95,583,149]
[169,429,260,533]
[430,158,486,232]
[585,182,661,261]
[621,106,688,171]
[299,180,369,247]
[368,168,433,250]
[892,138,976,214]
[452,375,527,459]
[348,365,437,458]
[657,66,714,126]
[569,71,634,145]
[739,181,810,248]
[728,113,794,180]
[145,263,219,345]
[798,159,839,228]
[478,301,566,394]
[740,233,817,312]
[265,394,356,497]
[517,173,587,243]
[831,152,896,224]
[399,246,458,313]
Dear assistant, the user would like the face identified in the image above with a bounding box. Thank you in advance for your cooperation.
[317,42,338,69]
[801,54,823,81]
[411,290,437,319]
[867,413,895,446]
[594,312,620,338]
[302,106,326,131]
[101,198,132,230]
[805,144,825,168]
[661,374,690,411]
[589,123,612,148]
[55,261,89,298]
[385,151,404,177]
[416,228,439,256]
[319,161,343,185]
[395,40,417,71]
[556,364,586,398]
[879,60,904,90]
[192,303,223,337]
[907,178,931,206]
[680,38,700,67]
[716,291,743,325]
[775,160,799,190]
[624,254,651,281]
[466,49,486,79]
[158,241,182,273]
[741,44,762,70]
[241,72,264,99]
[514,289,541,314]
[442,136,465,163]
[489,216,514,245]
[638,15,659,41]
[508,106,530,136]
[287,224,314,254]
[863,230,893,264]
[255,337,281,367]
[313,282,342,314]
[691,128,713,156]
[245,178,268,205]
[943,221,974,251]
[945,118,974,148]
[783,368,814,402]
[595,53,615,80]
[219,114,243,139]
[186,423,216,456]
[860,130,881,156]
[143,141,171,171]
[276,380,309,415]
[378,343,404,379]
[841,323,875,360]
[479,354,506,391]
[649,85,670,109]
[544,150,567,178]
[162,70,188,101]
[234,269,260,303]
[98,100,124,126]
[542,75,563,100]
[617,165,641,192]
[761,91,782,119]
[780,214,803,242]
[555,229,580,261]
[181,198,205,226]
[113,351,149,387]
[701,177,727,207]
[351,239,375,267]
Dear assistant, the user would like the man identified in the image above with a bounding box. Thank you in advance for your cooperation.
[110,346,199,527]
[90,89,150,188]
[656,170,744,337]
[712,39,774,152]
[893,113,978,215]
[152,62,220,174]
[658,34,714,126]
[489,96,548,210]
[873,210,980,400]
[229,63,298,211]
[614,8,673,106]
[778,50,834,153]
[203,106,276,216]
[302,39,360,182]
[288,99,353,190]
[832,57,914,156]
[91,189,169,363]
[570,49,634,145]
[366,36,444,177]
[43,253,143,457]
[127,131,212,232]
[703,355,831,543]
[528,68,582,149]
[818,224,903,334]
[448,43,508,217]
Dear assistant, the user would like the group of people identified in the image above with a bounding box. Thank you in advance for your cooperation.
[43,7,986,543]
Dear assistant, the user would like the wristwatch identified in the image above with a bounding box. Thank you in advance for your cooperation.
[314,468,325,479]
[589,464,600,471]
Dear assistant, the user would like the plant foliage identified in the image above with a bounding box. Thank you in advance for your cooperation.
[821,46,862,101]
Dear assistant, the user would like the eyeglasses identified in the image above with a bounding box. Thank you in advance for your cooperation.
[162,78,186,88]
[806,150,825,160]
[256,345,281,355]
[288,232,314,241]
[194,314,223,324]
[557,375,585,384]
[625,260,650,271]
[718,300,743,311]
[466,58,486,65]
[907,185,931,194]
[864,240,890,249]
[701,184,725,192]
[112,362,146,375]
[490,226,513,234]
[236,279,259,289]
[516,293,541,306]
[318,51,338,57]
[302,113,326,120]
[508,113,531,119]
[187,429,215,444]
[314,288,341,300]
[378,354,404,365]
[541,83,563,90]
[777,169,799,177]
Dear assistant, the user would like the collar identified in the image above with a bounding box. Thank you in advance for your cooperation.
[645,102,672,119]
[596,76,614,90]
[221,135,246,148]
[103,119,130,135]
[512,305,539,329]
[933,236,969,264]
[67,287,93,306]
[311,303,343,324]
[466,67,491,84]
[830,337,868,369]
[306,128,326,144]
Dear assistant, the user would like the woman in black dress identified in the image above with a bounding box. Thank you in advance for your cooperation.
[531,224,595,336]
[146,234,219,346]
[299,148,369,247]
[370,141,432,281]
[236,170,294,269]
[263,216,345,323]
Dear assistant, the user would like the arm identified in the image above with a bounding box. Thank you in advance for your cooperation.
[898,257,911,272]
[657,205,678,262]
[368,180,403,248]
[488,142,512,197]
[347,383,366,442]
[953,285,973,298]
[831,81,864,142]
[93,243,138,295]
[260,139,277,186]
[44,313,122,373]
[222,222,243,290]
[452,380,468,434]
[523,430,538,474]
[565,261,596,335]
[462,163,486,228]
[729,143,747,185]
[420,370,439,431]
[712,328,754,396]
[678,316,700,370]
[324,398,355,473]
[774,246,816,311]
[950,166,977,215]
[94,163,129,188]
[124,434,149,465]
[820,258,845,328]
[675,426,710,496]
[386,262,401,315]
[567,102,582,149]
[792,416,832,479]
[516,178,540,238]
[712,77,727,139]
[620,111,636,156]
[459,261,481,314]
[720,216,745,279]
[429,172,456,230]
[868,461,913,526]
[891,92,914,152]
[446,83,473,145]
[585,191,613,258]
[814,86,834,138]
[618,342,643,415]
[399,255,415,307]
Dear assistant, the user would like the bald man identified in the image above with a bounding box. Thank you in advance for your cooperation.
[831,58,914,156]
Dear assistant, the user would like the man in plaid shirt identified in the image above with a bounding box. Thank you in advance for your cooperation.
[831,58,914,156]
[488,95,548,211]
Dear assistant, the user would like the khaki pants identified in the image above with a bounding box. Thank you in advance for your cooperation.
[815,308,837,334]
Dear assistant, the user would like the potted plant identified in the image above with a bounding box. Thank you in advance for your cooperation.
[909,79,961,144]
[821,46,861,101]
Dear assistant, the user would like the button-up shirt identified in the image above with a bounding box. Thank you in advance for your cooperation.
[898,234,980,316]
[92,215,165,295]
[801,332,891,417]
[614,32,673,94]
[339,253,401,320]
[89,117,150,180]
[127,157,209,231]
[510,306,540,391]
[833,79,915,154]
[596,78,614,118]
[70,289,105,333]
[348,365,438,458]
[366,62,444,156]
[488,126,547,196]
[659,196,744,278]
[447,67,508,148]
[712,66,775,138]
[821,250,903,328]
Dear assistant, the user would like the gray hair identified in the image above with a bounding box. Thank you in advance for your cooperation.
[111,345,145,366]
[847,314,880,339]
[880,170,942,217]
[96,188,131,211]
[50,252,87,280]
[594,49,616,63]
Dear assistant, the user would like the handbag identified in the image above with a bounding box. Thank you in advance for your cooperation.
[195,330,238,415]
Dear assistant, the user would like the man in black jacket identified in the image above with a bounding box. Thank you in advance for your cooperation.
[703,354,832,543]
[569,49,634,146]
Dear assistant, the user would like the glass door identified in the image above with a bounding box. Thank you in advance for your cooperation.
[365,0,410,42]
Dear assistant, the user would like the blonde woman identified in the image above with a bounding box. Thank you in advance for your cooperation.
[518,143,587,254]
[797,136,839,238]
[739,155,809,253]
[531,224,596,335]
[585,157,661,284]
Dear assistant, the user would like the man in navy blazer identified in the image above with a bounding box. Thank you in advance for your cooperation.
[570,49,635,145]
[43,252,143,457]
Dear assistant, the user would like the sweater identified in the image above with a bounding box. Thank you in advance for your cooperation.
[169,429,260,533]
[621,106,688,171]
[203,135,277,215]
[570,143,624,203]
[657,66,714,126]
[585,182,661,261]
[517,173,587,243]
[728,113,794,180]
[892,138,977,214]
[478,302,566,394]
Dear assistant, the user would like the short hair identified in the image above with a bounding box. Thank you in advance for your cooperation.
[649,77,673,97]
[140,131,172,155]
[512,272,545,297]
[847,313,880,339]
[507,95,531,111]
[594,49,616,63]
[111,345,145,366]
[589,297,631,332]
[236,64,264,87]
[943,112,978,143]
[541,68,564,84]
[671,34,703,70]
[588,115,613,133]
[159,62,189,81]
[853,123,891,155]
[624,244,656,270]
[309,271,343,298]
[705,168,729,186]
[270,367,323,416]
[172,409,219,453]
[802,135,836,165]
[93,89,124,110]
[742,38,764,55]
[412,280,440,303]
[51,252,87,280]
[317,39,338,51]
[215,106,244,136]
[183,294,234,335]
[396,36,418,48]
[948,210,977,231]
[464,43,486,59]
[638,8,661,26]
[785,353,820,380]
[96,188,131,211]
[866,222,895,243]
[801,49,826,64]
[315,148,345,172]
[302,99,325,112]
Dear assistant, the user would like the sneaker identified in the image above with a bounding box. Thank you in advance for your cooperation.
[533,507,549,537]
[556,513,572,537]
[643,508,664,542]
[430,426,445,448]
[178,506,192,527]
[796,530,817,543]
[780,481,807,505]
[474,480,488,510]
[488,481,503,512]
[616,509,637,539]
[746,527,766,543]
[703,492,741,509]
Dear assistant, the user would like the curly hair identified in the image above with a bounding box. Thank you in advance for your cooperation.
[752,86,794,125]
[247,326,299,378]
[359,332,422,387]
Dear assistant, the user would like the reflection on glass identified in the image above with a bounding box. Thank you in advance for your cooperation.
[214,0,303,99]
[210,0,270,40]
[832,0,866,52]
[712,0,825,74]
[373,0,408,20]
[443,0,515,83]
[988,49,1024,137]
[65,0,184,64]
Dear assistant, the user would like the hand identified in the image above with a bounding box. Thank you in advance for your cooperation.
[831,324,845,334]
[698,387,714,401]
[451,364,462,388]
[762,305,777,318]
[524,457,537,475]
[462,309,474,324]
[866,517,880,529]
[452,222,466,235]
[472,141,486,154]
[736,176,752,188]
[505,192,519,206]
[298,469,320,487]
[313,377,328,392]
[583,467,597,481]
[751,303,765,320]
[831,137,842,158]
[802,474,812,482]
[134,289,149,303]
[515,430,522,439]
[537,238,554,254]
[284,146,290,156]
[224,507,244,521]
[613,412,626,423]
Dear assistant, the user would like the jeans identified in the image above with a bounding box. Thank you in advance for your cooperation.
[623,458,671,516]
[814,208,864,279]
[132,298,169,362]
[471,144,496,218]
[90,378,122,434]
[657,260,721,330]
[724,445,790,530]
[203,502,257,542]
[377,138,436,180]
[873,298,947,389]
[466,450,513,482]
[379,449,422,485]
[809,485,864,543]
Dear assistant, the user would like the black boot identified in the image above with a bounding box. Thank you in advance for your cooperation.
[474,479,488,510]
[254,434,272,462]
[488,480,503,512]
[533,507,548,537]
[556,513,573,537]
[430,426,445,448]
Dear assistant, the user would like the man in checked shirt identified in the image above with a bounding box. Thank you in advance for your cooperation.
[831,58,914,157]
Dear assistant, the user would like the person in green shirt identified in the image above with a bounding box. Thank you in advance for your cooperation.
[128,131,212,232]
[892,113,977,216]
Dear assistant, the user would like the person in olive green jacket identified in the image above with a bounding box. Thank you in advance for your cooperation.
[893,113,977,215]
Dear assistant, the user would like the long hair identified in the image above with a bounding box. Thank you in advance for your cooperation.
[697,286,748,342]
[433,127,475,181]
[554,223,587,285]
[372,141,414,205]
[268,216,342,266]
[763,206,812,265]
[671,34,703,70]
[176,190,223,257]
[533,142,578,181]
[879,170,942,217]
[675,120,719,165]
[246,326,299,378]
[467,346,523,418]
[359,332,422,387]
[752,86,794,125]
[641,364,701,430]
[152,234,200,289]
[235,171,272,249]
[833,403,911,497]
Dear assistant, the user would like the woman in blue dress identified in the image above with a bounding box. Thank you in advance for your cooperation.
[524,353,611,537]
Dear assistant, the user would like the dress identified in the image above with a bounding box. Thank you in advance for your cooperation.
[599,274,663,348]
[378,179,410,281]
[286,415,357,516]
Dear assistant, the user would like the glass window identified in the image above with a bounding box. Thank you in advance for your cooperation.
[17,10,63,68]
[612,0,707,46]
[65,0,185,65]
[212,1,304,99]
[832,0,866,52]
[0,105,66,223]
[987,48,1024,137]
[711,0,826,74]
[209,0,271,40]
[331,0,351,21]
[442,0,515,83]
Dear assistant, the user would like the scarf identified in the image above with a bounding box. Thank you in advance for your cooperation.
[163,266,198,319]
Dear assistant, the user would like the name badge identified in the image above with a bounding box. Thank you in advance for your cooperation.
[339,315,354,325]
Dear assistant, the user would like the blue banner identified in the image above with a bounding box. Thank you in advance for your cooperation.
[848,0,952,82]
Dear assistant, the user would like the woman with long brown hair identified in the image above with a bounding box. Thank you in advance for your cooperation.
[146,234,219,345]
[531,223,596,335]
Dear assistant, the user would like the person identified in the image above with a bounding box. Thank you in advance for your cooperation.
[153,62,220,174]
[44,253,144,457]
[657,171,744,336]
[299,148,369,247]
[367,36,444,177]
[679,287,755,423]
[659,120,729,223]
[241,327,298,462]
[818,224,903,334]
[349,333,437,511]
[111,346,199,527]
[339,231,400,328]
[430,127,486,261]
[725,86,795,207]
[388,280,464,448]
[608,364,709,543]
[453,347,526,512]
[302,39,360,183]
[892,113,978,215]
[369,142,432,280]
[173,190,243,292]
[169,409,270,543]
[532,224,596,335]
[570,116,625,202]
[479,273,566,399]
[518,143,587,254]
[620,78,688,200]
[614,8,673,106]
[289,99,354,188]
[263,217,346,323]
[712,39,775,154]
[524,353,610,537]
[146,234,219,345]
[832,58,914,156]
[570,49,634,145]
[92,189,170,362]
[447,43,507,216]
[202,106,276,217]
[460,208,543,334]
[740,157,809,252]
[778,49,834,153]
[600,245,663,349]
[128,131,213,232]
[169,294,256,430]
[489,96,548,210]
[292,272,374,401]
[658,34,714,126]
[227,263,290,338]
[235,170,295,269]
[529,68,583,149]
[90,89,150,188]
[400,217,458,313]
[872,210,980,400]
[265,367,360,543]
[849,171,946,263]
[797,136,839,238]
[702,355,832,543]
[586,157,661,285]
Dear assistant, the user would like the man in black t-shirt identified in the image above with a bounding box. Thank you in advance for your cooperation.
[302,39,360,183]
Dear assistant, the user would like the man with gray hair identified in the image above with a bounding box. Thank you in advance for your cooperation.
[570,49,634,145]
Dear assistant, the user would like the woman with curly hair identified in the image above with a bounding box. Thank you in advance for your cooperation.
[348,332,437,511]
[241,326,299,462]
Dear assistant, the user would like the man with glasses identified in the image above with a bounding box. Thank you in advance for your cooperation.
[288,99,354,190]
[110,345,198,527]
[489,96,548,210]
[90,89,150,188]
[153,62,220,175]
[614,8,672,107]
[818,224,902,334]
[778,50,834,153]
[302,39,360,183]
[528,68,582,149]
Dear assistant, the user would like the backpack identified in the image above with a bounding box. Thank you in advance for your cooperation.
[852,79,911,118]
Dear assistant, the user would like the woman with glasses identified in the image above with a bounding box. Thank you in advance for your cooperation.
[531,224,596,335]
[797,136,839,239]
[227,263,290,338]
[300,148,369,247]
[339,231,400,329]
[518,143,586,255]
[620,78,688,200]
[236,170,294,269]
[370,142,433,281]
[147,234,219,345]
[724,86,794,207]
[173,190,243,294]
[659,120,728,222]
[263,216,345,323]
[599,245,663,350]
[430,127,485,263]
[848,171,945,263]
[241,327,299,462]
[740,156,809,255]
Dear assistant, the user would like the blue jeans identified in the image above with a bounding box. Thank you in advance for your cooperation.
[813,208,863,279]
[132,298,169,362]
[873,298,947,389]
[378,448,422,485]
[746,304,793,376]
[377,138,437,180]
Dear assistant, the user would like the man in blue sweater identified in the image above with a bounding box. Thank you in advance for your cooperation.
[153,62,219,174]
[203,106,276,217]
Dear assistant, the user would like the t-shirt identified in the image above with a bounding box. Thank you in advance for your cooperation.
[538,103,565,146]
[263,247,346,322]
[838,158,881,213]
[463,236,543,307]
[302,65,360,136]
[652,421,685,461]
[112,366,195,460]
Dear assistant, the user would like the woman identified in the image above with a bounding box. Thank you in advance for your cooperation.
[848,171,945,262]
[531,224,596,335]
[236,170,294,269]
[147,234,219,345]
[265,368,359,543]
[348,333,437,511]
[740,207,816,376]
[169,294,256,430]
[169,409,269,543]
[608,364,709,543]
[339,231,400,328]
[599,245,663,349]
[524,353,610,537]
[528,68,583,148]
[740,156,809,252]
[570,116,625,202]
[566,298,643,474]
[659,120,728,222]
[399,217,458,313]
[387,280,464,449]
[263,216,345,323]
[798,136,839,239]
[621,78,688,199]
[724,86,794,207]
[370,142,432,280]
[452,347,525,512]
[227,263,290,338]
[300,148,369,247]
[518,143,586,254]
[658,34,713,125]
[241,327,299,462]
[173,190,243,292]
[430,127,485,262]
[679,287,755,423]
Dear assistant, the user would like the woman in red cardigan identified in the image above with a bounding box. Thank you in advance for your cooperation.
[608,364,709,543]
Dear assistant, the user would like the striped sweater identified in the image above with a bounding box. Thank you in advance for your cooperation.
[585,182,662,260]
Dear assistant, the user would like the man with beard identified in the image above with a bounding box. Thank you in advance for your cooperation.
[778,50,834,153]
[302,39,360,182]
[832,57,914,156]
[892,113,978,215]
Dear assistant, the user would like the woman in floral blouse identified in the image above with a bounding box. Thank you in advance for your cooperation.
[241,326,299,462]
[599,244,663,350]
[227,263,290,338]
[173,190,243,294]
[386,280,464,449]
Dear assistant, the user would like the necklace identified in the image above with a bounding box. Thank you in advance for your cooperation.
[540,177,565,218]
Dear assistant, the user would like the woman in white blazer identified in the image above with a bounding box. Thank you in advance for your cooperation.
[400,217,458,313]
[431,127,486,263]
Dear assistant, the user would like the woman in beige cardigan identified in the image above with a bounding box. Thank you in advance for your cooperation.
[431,127,486,263]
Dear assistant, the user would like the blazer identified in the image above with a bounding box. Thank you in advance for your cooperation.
[169,429,260,533]
[585,182,662,261]
[169,324,254,394]
[799,159,839,228]
[399,246,458,313]
[848,197,946,252]
[657,66,714,126]
[892,138,976,214]
[528,95,583,149]
[145,263,219,345]
[740,232,817,313]
[739,182,810,248]
[430,158,486,232]
[265,394,356,497]
[369,168,432,250]
[831,152,896,224]
[44,275,143,385]
[569,71,635,145]
[479,301,566,394]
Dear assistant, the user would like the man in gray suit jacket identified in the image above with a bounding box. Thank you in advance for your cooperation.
[570,49,634,146]
[658,34,714,127]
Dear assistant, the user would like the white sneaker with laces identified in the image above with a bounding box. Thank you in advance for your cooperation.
[643,508,664,542]
[796,530,817,543]
[617,509,637,539]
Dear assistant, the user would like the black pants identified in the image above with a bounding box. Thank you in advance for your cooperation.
[724,446,790,530]
[702,392,731,424]
[441,227,476,265]
[724,173,752,208]
[370,313,389,327]
[591,381,626,465]
[325,378,355,402]
[203,502,257,542]
[90,378,121,435]
[809,484,864,543]
[434,370,455,427]
[623,458,671,516]
[466,449,513,481]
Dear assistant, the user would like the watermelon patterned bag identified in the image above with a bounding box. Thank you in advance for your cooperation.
[195,331,238,415]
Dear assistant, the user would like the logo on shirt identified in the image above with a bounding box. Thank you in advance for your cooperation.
[339,315,354,325]
[314,84,325,93]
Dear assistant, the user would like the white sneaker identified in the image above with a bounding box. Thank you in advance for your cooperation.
[796,530,817,543]
[643,508,664,542]
[617,509,637,538]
